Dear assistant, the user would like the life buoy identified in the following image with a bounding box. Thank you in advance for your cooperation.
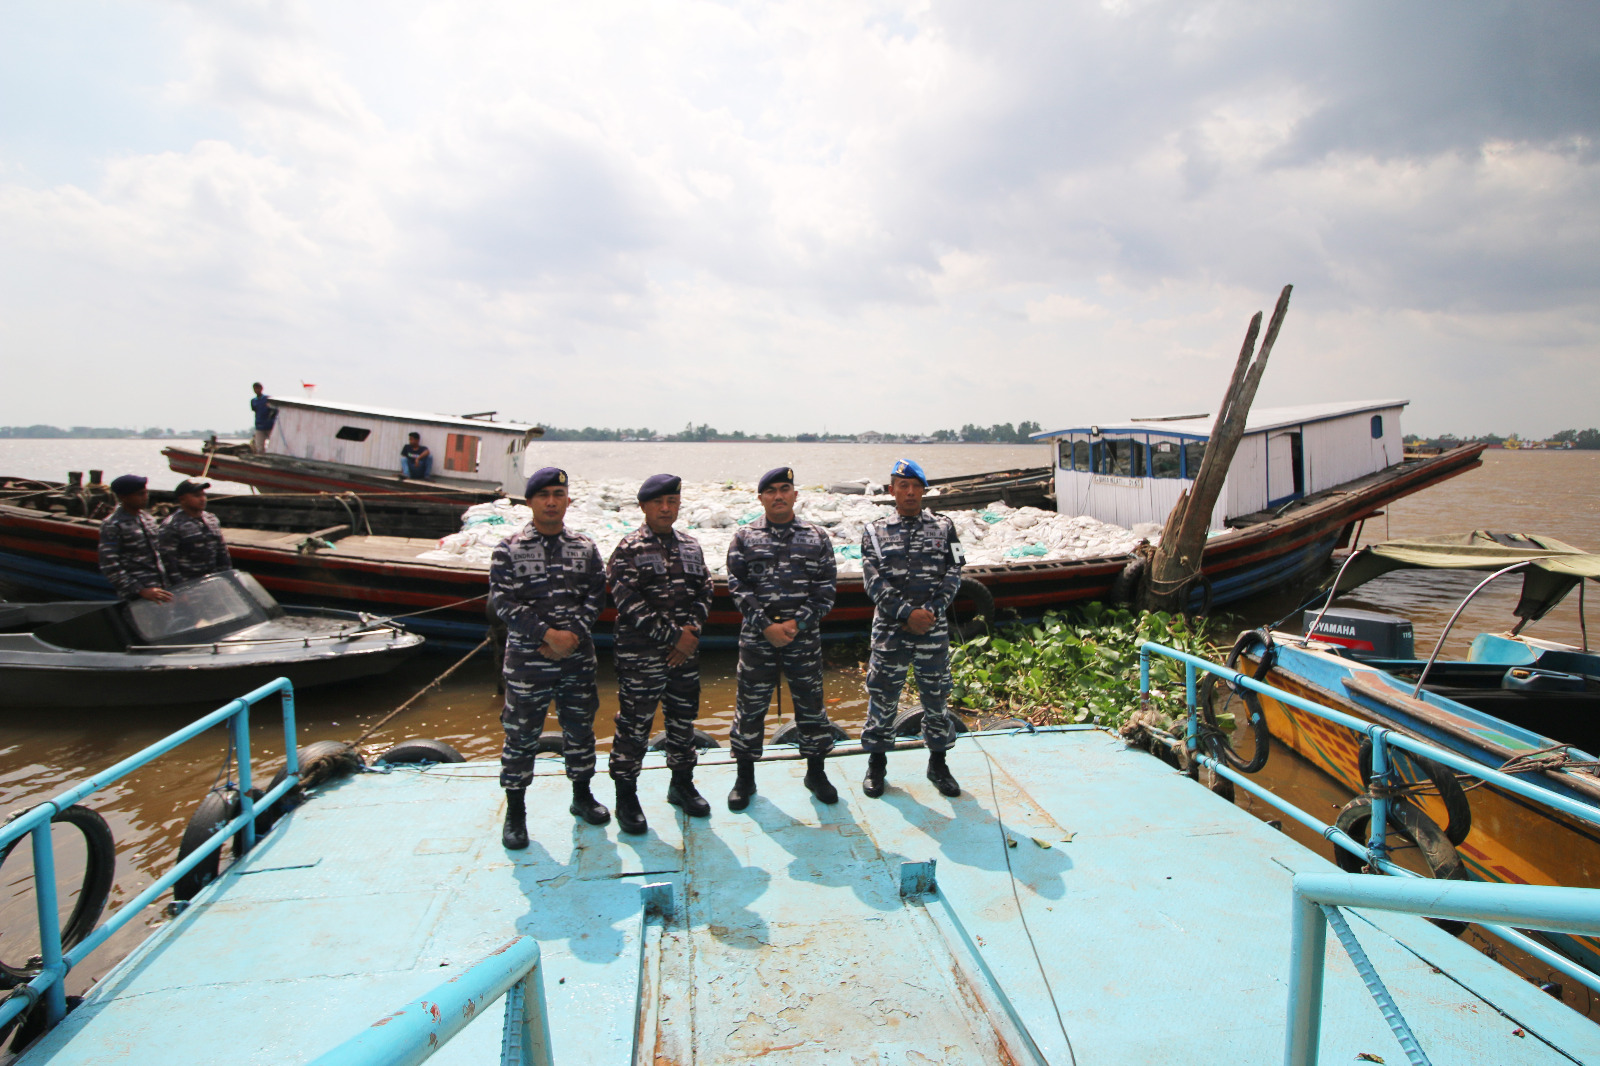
[946,578,996,641]
[0,806,114,987]
[1357,737,1472,846]
[377,738,465,765]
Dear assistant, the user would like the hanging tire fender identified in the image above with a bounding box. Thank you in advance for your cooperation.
[1331,795,1468,935]
[0,806,115,987]
[947,578,995,641]
[377,738,465,765]
[649,729,721,751]
[1357,737,1472,846]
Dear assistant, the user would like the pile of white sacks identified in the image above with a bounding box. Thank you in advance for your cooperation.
[414,478,1160,575]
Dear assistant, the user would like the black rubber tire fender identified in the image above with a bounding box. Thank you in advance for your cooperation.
[172,790,241,903]
[6,994,83,1053]
[258,740,364,834]
[648,729,721,751]
[946,578,996,641]
[0,806,115,988]
[1357,737,1472,847]
[1332,796,1468,934]
[891,706,971,738]
[771,719,851,745]
[1109,556,1146,605]
[377,738,465,765]
[534,731,566,755]
[1195,635,1272,775]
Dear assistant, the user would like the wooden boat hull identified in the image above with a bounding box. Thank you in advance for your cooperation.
[1245,640,1600,969]
[1,446,1486,647]
[162,446,502,504]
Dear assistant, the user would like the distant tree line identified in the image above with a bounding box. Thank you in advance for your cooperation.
[0,425,235,439]
[1406,429,1600,450]
[536,420,1045,443]
[1552,428,1600,449]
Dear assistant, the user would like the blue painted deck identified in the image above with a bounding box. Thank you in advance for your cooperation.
[18,730,1600,1064]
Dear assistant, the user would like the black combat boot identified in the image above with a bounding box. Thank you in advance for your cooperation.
[926,749,961,797]
[502,788,529,850]
[727,758,757,811]
[569,775,611,826]
[803,755,839,804]
[614,778,647,835]
[862,752,888,798]
[667,766,711,818]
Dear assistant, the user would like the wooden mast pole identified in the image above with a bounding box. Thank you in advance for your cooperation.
[1142,284,1293,613]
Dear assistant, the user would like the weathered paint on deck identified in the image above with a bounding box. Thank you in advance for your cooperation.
[18,730,1600,1064]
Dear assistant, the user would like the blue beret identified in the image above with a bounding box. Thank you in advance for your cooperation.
[109,474,148,496]
[758,466,796,493]
[638,474,681,503]
[889,458,927,486]
[524,467,569,496]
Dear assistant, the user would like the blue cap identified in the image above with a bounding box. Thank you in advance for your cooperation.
[109,474,148,496]
[758,466,796,493]
[637,474,681,503]
[524,467,569,497]
[890,458,927,486]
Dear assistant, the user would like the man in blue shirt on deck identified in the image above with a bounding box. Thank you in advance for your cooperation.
[249,383,277,453]
[400,433,432,479]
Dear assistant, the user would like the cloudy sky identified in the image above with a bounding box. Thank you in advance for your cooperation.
[2,1,1595,437]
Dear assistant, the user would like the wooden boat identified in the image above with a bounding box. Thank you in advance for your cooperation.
[0,570,424,707]
[1214,532,1600,967]
[0,444,1485,648]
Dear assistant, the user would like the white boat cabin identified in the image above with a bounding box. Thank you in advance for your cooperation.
[1032,400,1407,531]
[265,398,540,493]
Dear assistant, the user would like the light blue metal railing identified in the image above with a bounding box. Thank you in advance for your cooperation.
[1286,875,1600,1066]
[307,935,552,1066]
[1137,641,1600,1063]
[0,677,300,1036]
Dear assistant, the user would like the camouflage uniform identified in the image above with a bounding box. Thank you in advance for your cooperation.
[606,526,714,781]
[159,510,233,584]
[490,524,606,788]
[98,508,169,599]
[860,510,964,752]
[726,517,838,759]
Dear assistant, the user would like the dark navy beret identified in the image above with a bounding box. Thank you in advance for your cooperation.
[758,466,796,493]
[890,458,927,486]
[109,474,148,496]
[638,474,681,503]
[524,467,569,496]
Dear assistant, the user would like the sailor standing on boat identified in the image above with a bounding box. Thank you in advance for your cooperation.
[859,458,964,797]
[490,467,609,849]
[605,474,714,834]
[98,474,173,603]
[249,383,277,453]
[158,480,233,583]
[725,466,840,809]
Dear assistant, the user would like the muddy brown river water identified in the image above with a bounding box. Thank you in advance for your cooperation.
[1,447,1595,1013]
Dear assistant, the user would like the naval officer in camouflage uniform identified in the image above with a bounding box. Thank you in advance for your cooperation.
[859,458,964,798]
[98,474,173,603]
[159,480,233,584]
[606,474,715,834]
[490,467,609,849]
[725,466,840,809]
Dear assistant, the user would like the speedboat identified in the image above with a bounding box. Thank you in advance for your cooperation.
[0,570,424,707]
[1203,531,1600,967]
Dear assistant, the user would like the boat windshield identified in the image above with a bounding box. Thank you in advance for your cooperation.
[126,572,277,645]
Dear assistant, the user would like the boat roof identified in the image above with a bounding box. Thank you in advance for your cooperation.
[1336,530,1600,623]
[1031,398,1409,441]
[269,397,538,435]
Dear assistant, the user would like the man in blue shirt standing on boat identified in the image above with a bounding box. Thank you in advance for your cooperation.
[98,474,173,603]
[725,466,840,809]
[606,474,715,834]
[490,467,609,849]
[859,458,964,798]
[249,383,277,453]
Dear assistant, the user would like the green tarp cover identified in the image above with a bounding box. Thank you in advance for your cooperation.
[1335,531,1600,622]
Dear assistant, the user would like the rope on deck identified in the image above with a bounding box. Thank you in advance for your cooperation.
[1320,904,1432,1066]
[351,637,492,748]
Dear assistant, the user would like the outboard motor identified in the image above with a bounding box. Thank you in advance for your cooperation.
[1303,607,1415,659]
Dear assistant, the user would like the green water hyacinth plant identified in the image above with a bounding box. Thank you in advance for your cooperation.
[950,602,1221,729]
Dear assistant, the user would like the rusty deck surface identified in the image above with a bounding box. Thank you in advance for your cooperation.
[18,728,1600,1064]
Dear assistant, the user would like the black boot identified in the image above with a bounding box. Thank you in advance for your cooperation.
[502,788,529,850]
[804,756,839,804]
[863,752,888,798]
[926,749,961,797]
[614,779,647,835]
[728,758,757,811]
[569,775,611,826]
[667,766,711,818]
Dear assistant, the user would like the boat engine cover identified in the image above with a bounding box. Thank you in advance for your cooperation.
[1303,607,1414,659]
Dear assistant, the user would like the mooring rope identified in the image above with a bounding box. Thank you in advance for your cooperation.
[351,637,492,748]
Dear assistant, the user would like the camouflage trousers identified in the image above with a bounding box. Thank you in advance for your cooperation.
[860,623,957,754]
[500,642,600,788]
[610,646,701,781]
[731,633,835,760]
